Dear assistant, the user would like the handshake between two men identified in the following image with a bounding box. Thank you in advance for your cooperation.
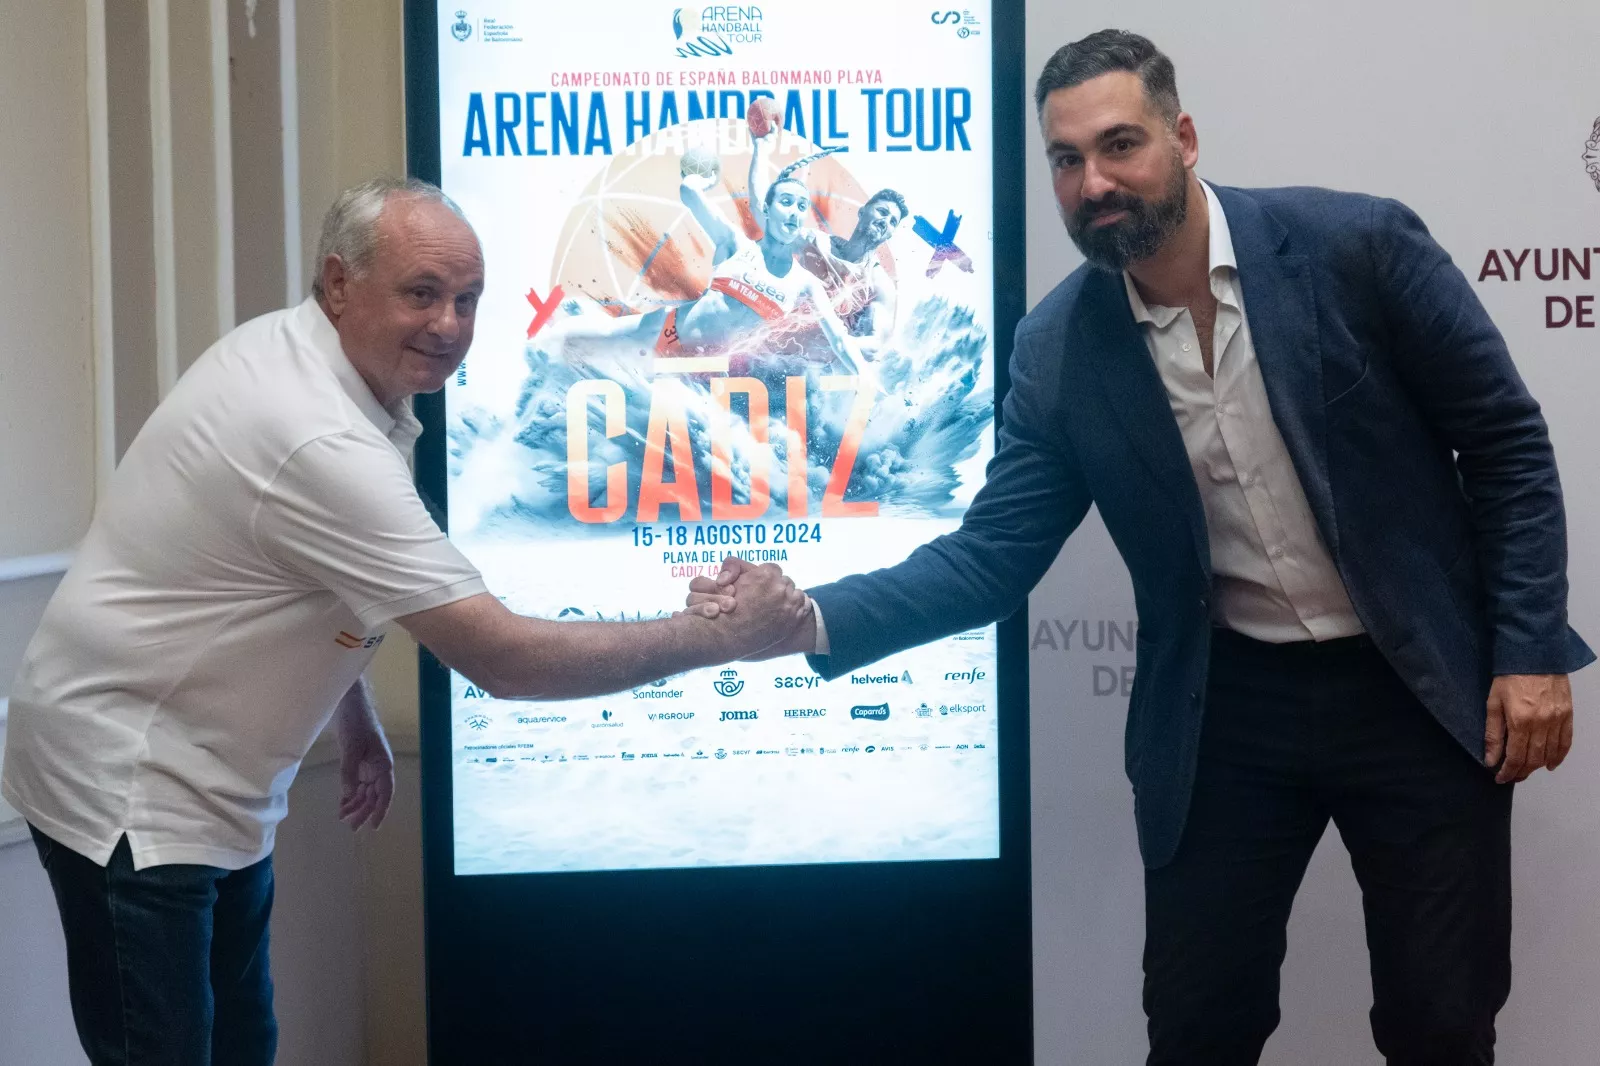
[681,555,816,662]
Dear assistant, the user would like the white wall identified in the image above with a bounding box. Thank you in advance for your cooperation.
[1023,2,1600,1063]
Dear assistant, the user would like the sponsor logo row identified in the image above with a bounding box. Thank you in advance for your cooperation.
[463,701,987,731]
[464,740,991,764]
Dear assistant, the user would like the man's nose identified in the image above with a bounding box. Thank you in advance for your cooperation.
[1079,155,1118,204]
[429,300,461,343]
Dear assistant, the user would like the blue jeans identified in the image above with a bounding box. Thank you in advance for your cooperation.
[30,825,278,1066]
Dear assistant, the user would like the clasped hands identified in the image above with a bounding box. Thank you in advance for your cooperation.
[680,555,816,661]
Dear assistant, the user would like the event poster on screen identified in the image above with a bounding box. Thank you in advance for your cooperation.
[437,1,1000,874]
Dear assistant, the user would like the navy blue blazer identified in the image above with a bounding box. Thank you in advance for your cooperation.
[806,184,1594,868]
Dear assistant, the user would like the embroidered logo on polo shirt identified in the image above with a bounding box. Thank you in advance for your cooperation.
[334,630,384,650]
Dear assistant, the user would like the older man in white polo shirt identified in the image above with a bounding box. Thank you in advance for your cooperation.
[1,177,807,1066]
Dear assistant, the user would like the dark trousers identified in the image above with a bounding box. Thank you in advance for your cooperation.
[30,826,278,1066]
[1144,631,1512,1066]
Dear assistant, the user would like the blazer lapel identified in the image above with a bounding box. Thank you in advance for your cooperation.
[1075,268,1210,572]
[1217,187,1340,559]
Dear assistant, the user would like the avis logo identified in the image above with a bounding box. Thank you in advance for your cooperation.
[465,714,490,730]
[714,669,746,697]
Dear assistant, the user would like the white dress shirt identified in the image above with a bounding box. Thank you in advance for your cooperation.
[1123,181,1363,642]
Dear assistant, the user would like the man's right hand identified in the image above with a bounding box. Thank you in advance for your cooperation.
[688,556,817,660]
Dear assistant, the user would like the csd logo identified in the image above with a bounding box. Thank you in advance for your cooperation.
[714,669,746,698]
[931,10,960,23]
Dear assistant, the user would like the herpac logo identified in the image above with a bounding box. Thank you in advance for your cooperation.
[851,703,890,721]
[1585,116,1600,192]
[450,10,472,41]
[720,709,759,722]
[673,5,762,58]
[714,669,746,698]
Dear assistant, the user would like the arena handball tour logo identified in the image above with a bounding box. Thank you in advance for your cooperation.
[672,5,764,58]
[1585,116,1600,192]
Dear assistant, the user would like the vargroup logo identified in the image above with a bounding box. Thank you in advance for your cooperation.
[465,714,490,730]
[649,711,696,721]
[850,703,890,721]
[714,669,746,698]
[1585,116,1600,192]
[720,709,759,722]
[450,9,472,41]
[673,5,764,58]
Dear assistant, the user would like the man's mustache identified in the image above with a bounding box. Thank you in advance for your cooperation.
[1074,192,1145,226]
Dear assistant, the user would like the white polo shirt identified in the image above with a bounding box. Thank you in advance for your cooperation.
[2,299,485,870]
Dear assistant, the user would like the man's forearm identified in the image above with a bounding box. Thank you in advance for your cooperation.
[477,614,734,701]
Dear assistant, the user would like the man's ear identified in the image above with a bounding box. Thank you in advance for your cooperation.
[321,255,350,316]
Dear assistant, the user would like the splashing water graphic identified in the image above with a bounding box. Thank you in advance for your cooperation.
[448,296,991,537]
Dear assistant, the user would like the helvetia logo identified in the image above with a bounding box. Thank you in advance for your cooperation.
[451,10,472,41]
[714,669,746,698]
[1585,116,1600,192]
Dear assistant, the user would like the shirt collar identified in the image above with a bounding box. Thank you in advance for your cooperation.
[296,298,419,445]
[1122,179,1238,327]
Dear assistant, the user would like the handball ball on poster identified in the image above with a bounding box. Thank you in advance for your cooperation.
[680,144,722,182]
[747,96,783,138]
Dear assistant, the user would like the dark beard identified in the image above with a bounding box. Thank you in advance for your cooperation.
[1066,157,1189,272]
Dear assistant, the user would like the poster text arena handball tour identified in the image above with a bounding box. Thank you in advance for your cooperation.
[438,2,1000,874]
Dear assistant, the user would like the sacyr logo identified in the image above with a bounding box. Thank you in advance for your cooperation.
[851,703,890,721]
[714,669,746,697]
[465,714,490,730]
[719,709,758,722]
[774,675,821,690]
[944,669,987,684]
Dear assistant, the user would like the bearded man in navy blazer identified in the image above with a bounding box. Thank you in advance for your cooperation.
[693,29,1592,1065]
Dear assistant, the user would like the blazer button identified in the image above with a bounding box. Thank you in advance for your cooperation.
[1198,595,1208,610]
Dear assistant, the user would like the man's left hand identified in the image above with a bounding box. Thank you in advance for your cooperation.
[337,716,396,830]
[1485,673,1575,784]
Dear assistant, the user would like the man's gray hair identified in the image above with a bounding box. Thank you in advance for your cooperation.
[310,177,474,298]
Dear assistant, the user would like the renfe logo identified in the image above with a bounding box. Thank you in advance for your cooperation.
[850,703,890,721]
[944,669,987,684]
[720,709,758,722]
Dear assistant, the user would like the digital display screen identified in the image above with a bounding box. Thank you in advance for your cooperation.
[438,0,1000,873]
